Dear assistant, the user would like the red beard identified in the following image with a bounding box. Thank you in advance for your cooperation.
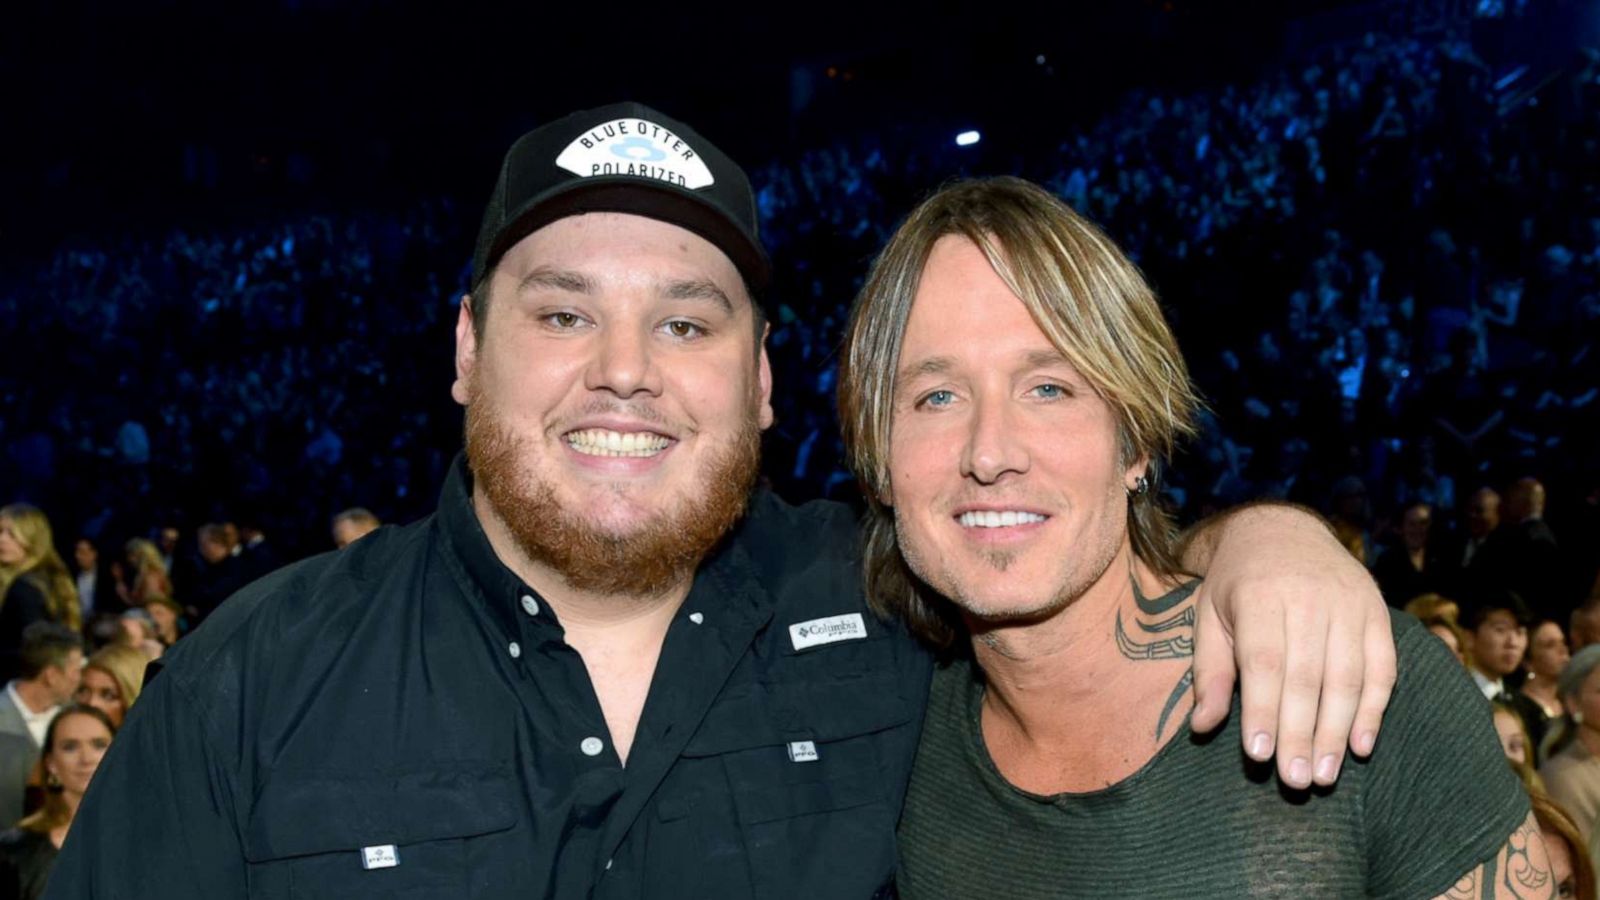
[463,379,760,598]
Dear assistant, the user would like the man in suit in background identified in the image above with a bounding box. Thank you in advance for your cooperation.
[0,623,84,821]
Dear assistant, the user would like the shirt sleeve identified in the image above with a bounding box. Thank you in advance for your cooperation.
[43,671,247,899]
[1362,612,1532,899]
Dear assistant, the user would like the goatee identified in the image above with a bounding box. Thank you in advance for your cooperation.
[464,380,761,598]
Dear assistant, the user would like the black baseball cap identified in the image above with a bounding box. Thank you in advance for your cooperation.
[471,101,770,294]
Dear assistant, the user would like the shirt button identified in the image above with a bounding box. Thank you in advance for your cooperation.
[580,736,604,757]
[508,642,522,659]
[520,594,539,616]
[605,858,614,871]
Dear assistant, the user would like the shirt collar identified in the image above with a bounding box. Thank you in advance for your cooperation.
[6,681,57,722]
[1470,668,1504,699]
[437,453,539,643]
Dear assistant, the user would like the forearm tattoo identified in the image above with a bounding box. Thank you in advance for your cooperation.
[1116,579,1199,740]
[1441,812,1553,900]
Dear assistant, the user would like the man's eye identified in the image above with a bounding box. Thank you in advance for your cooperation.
[919,390,955,409]
[1032,383,1067,399]
[548,312,582,328]
[664,320,704,338]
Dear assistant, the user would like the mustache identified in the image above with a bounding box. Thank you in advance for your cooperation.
[550,399,680,431]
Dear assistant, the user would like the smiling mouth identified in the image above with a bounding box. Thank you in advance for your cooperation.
[565,428,673,458]
[957,511,1049,528]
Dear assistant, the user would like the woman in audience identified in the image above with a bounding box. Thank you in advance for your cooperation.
[1531,790,1596,900]
[74,644,148,729]
[0,505,82,680]
[0,706,116,899]
[143,595,184,646]
[1493,699,1544,793]
[1405,593,1461,624]
[1526,619,1572,714]
[1521,619,1574,764]
[1544,645,1600,839]
[117,538,172,608]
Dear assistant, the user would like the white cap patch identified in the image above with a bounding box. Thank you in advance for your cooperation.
[555,117,716,190]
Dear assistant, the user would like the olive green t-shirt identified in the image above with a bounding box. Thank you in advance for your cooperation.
[897,611,1528,899]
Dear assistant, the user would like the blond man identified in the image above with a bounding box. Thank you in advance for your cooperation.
[840,177,1548,898]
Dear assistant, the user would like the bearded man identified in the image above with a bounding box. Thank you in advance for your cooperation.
[53,105,1395,899]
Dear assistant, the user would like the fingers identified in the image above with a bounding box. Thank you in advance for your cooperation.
[1308,607,1365,786]
[1233,598,1286,768]
[1270,602,1328,790]
[1349,602,1397,758]
[1189,585,1235,734]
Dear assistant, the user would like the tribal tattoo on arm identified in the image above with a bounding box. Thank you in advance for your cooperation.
[1115,578,1200,741]
[1438,812,1555,900]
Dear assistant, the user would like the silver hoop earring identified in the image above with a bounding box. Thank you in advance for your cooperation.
[1128,474,1150,497]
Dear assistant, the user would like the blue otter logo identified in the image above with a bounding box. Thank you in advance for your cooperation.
[610,137,666,162]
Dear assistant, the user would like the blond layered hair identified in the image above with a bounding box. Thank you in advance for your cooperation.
[838,177,1201,650]
[86,643,150,713]
[0,503,82,632]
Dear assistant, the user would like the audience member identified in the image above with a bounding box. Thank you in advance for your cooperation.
[190,523,244,620]
[1521,618,1573,762]
[0,625,84,827]
[0,706,115,900]
[1574,598,1600,654]
[1423,614,1470,666]
[1492,477,1566,619]
[1492,698,1543,793]
[115,611,164,661]
[235,519,278,582]
[1466,590,1533,702]
[73,645,146,729]
[0,507,81,681]
[116,539,172,609]
[1373,501,1444,605]
[330,507,381,549]
[1404,592,1461,624]
[68,541,108,623]
[142,596,183,647]
[1544,645,1600,840]
[1460,488,1505,570]
[0,625,84,749]
[1530,790,1598,900]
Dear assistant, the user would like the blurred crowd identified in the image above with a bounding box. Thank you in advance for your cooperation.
[1,13,1599,897]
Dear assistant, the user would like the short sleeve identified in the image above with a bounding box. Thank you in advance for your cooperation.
[1362,612,1531,899]
[43,672,247,899]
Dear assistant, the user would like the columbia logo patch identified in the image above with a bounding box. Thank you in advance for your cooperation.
[555,117,716,189]
[361,845,399,870]
[789,613,867,651]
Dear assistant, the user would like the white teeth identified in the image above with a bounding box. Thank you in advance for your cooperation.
[958,511,1048,528]
[566,428,671,457]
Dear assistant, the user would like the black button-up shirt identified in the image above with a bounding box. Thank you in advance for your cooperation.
[47,457,932,899]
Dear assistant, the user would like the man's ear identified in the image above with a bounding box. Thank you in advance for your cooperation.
[757,323,775,431]
[451,295,478,407]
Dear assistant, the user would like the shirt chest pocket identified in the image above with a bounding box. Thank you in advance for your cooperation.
[242,766,517,900]
[649,675,913,899]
